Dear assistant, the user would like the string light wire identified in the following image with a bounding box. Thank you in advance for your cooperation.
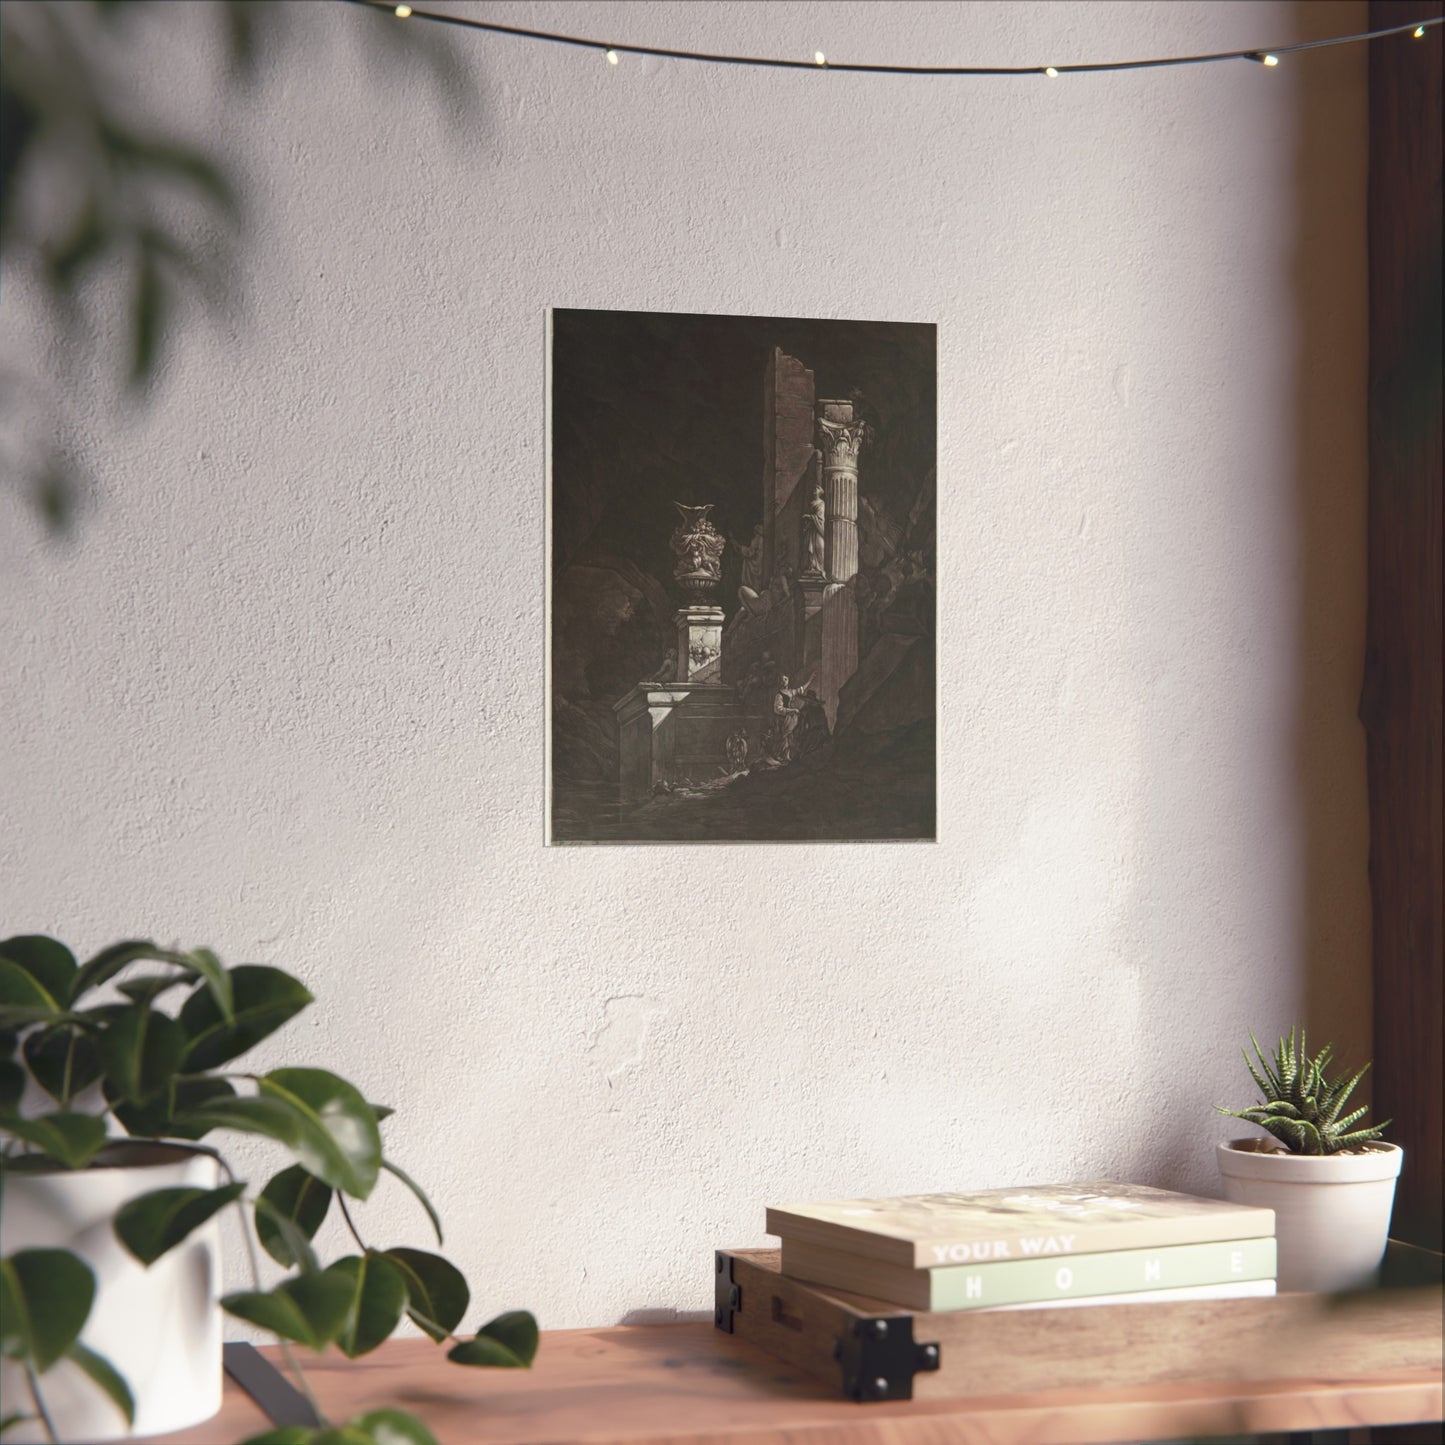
[347,1,1441,77]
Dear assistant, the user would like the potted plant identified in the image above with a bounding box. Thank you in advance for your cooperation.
[1215,1025,1402,1293]
[0,934,537,1444]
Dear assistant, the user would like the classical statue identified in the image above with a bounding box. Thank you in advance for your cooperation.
[800,477,826,578]
[734,523,765,594]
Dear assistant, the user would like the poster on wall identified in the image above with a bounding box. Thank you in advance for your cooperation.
[547,308,936,844]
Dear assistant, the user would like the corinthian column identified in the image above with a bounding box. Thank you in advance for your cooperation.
[815,400,868,584]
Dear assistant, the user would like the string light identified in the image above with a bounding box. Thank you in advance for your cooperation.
[605,49,619,65]
[339,2,1443,78]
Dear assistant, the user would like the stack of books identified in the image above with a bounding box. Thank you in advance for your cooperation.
[766,1181,1277,1312]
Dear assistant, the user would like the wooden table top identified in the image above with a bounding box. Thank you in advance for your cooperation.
[150,1320,1444,1445]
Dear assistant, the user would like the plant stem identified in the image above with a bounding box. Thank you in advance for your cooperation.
[335,1197,464,1348]
[336,1194,367,1253]
[24,1364,57,1444]
[59,1031,77,1109]
[219,1157,327,1428]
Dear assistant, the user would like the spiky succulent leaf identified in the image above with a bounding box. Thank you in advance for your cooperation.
[1330,1104,1370,1134]
[1333,1121,1392,1150]
[1218,1028,1389,1156]
[1242,1045,1273,1102]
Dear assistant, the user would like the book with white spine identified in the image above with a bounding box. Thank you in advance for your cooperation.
[767,1180,1275,1270]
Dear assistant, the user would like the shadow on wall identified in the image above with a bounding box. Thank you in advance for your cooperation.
[1130,0,1373,1196]
[0,0,473,535]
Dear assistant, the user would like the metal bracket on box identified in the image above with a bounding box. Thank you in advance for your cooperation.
[714,1250,742,1333]
[833,1314,941,1402]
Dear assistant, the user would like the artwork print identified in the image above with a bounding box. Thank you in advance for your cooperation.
[548,309,936,843]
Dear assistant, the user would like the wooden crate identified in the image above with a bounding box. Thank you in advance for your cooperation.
[715,1242,1445,1404]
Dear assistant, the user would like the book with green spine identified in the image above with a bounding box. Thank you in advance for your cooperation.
[766,1180,1274,1269]
[779,1235,1278,1311]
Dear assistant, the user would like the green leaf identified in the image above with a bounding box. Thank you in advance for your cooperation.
[0,960,60,1027]
[382,1248,468,1342]
[113,1182,245,1265]
[44,199,107,289]
[222,1272,353,1351]
[71,941,174,1000]
[108,1074,239,1141]
[238,1431,314,1445]
[0,1248,95,1371]
[129,238,164,388]
[0,1261,22,1359]
[1332,1121,1392,1151]
[118,1075,239,1142]
[182,948,233,1022]
[1,1414,36,1435]
[23,1027,102,1103]
[0,1060,25,1114]
[116,975,191,1008]
[0,938,76,1008]
[380,1158,442,1246]
[171,1095,310,1163]
[101,125,240,219]
[0,1112,108,1168]
[370,1103,394,1122]
[180,966,312,1071]
[351,1409,441,1445]
[326,1253,407,1359]
[310,1430,374,1445]
[447,1310,538,1369]
[98,1006,187,1103]
[256,1165,332,1268]
[252,1196,321,1276]
[67,1341,135,1426]
[178,1081,379,1199]
[258,1070,381,1201]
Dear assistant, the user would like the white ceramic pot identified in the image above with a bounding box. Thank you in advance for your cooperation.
[0,1141,224,1442]
[1216,1137,1403,1293]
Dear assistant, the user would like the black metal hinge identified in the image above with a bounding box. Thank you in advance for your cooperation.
[714,1250,742,1332]
[833,1313,941,1401]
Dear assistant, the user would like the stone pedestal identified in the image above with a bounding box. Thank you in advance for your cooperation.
[613,683,746,802]
[795,578,828,694]
[675,605,724,683]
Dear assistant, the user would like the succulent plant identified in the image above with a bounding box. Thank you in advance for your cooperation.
[1216,1025,1391,1156]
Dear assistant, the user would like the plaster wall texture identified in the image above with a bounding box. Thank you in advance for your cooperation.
[0,1,1371,1330]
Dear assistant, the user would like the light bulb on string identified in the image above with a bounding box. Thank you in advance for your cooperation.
[339,3,1441,80]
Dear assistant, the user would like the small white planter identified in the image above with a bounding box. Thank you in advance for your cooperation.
[1216,1137,1403,1294]
[0,1141,224,1442]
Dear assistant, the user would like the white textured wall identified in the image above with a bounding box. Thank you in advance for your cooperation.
[0,1,1369,1330]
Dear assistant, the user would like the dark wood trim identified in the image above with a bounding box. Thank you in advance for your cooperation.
[1364,0,1443,1272]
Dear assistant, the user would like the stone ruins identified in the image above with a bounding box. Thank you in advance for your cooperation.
[613,346,928,804]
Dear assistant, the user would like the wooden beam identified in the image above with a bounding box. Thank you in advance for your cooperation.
[1364,0,1444,1265]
